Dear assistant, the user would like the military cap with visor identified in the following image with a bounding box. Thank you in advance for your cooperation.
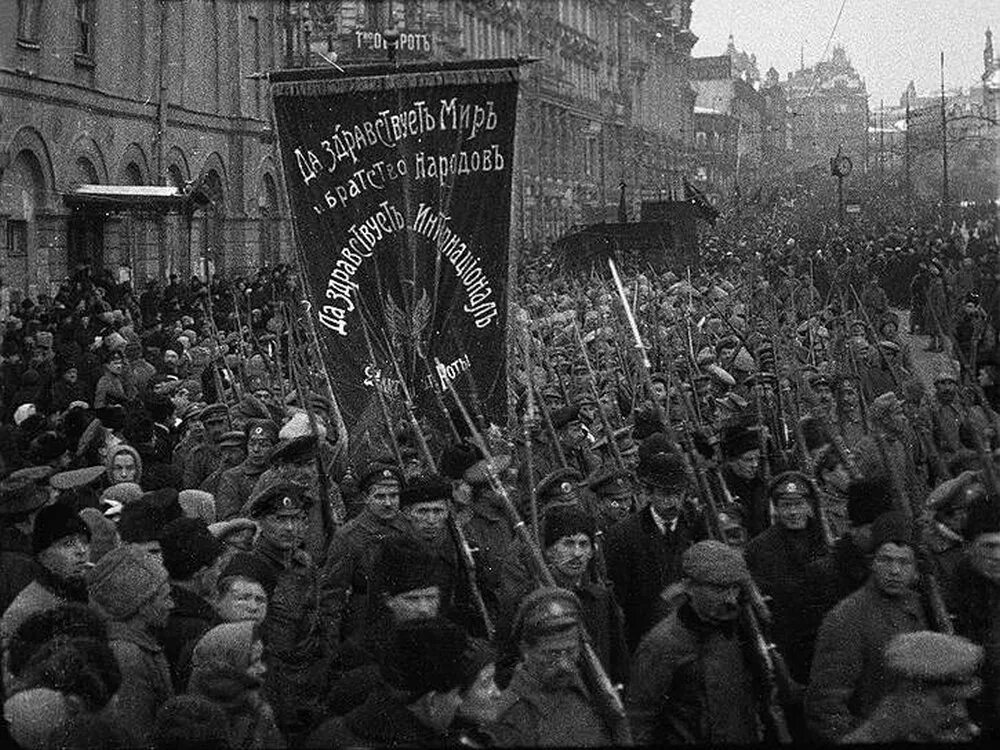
[357,462,403,493]
[244,481,311,518]
[534,468,584,509]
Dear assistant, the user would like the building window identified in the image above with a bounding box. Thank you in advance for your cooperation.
[6,221,28,258]
[17,0,42,46]
[75,0,95,59]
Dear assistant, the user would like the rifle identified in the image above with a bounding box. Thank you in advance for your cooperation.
[608,258,793,745]
[285,303,336,543]
[522,335,540,546]
[783,382,836,550]
[529,340,570,471]
[438,364,631,744]
[376,328,495,641]
[572,323,626,472]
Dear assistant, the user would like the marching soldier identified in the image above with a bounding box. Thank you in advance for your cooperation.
[805,511,928,742]
[842,631,983,743]
[214,418,279,522]
[320,462,408,643]
[180,403,229,490]
[628,540,764,744]
[604,435,703,653]
[493,587,626,746]
[244,480,330,739]
[197,429,246,497]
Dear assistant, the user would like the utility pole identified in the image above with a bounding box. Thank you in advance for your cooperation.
[940,51,949,208]
[905,89,912,213]
[879,99,885,179]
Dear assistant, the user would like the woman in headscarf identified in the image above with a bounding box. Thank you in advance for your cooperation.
[187,622,285,750]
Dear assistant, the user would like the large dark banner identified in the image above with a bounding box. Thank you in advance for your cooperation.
[271,61,518,452]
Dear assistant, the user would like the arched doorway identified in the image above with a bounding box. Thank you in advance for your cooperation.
[67,155,104,276]
[1,150,47,302]
[200,169,225,279]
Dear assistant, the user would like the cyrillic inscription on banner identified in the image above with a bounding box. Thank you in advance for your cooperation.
[271,62,518,448]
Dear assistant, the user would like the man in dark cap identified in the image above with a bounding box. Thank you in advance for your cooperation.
[787,474,895,681]
[320,463,409,642]
[181,403,230,489]
[197,429,246,497]
[587,468,635,532]
[499,504,628,685]
[717,422,770,537]
[398,474,494,640]
[1,503,92,680]
[949,492,1000,739]
[118,489,184,557]
[0,468,52,615]
[805,510,928,742]
[158,517,224,691]
[843,631,983,743]
[493,587,623,746]
[533,467,586,515]
[214,419,279,521]
[550,403,601,476]
[245,480,331,738]
[323,534,451,716]
[921,469,978,596]
[253,432,345,564]
[628,540,763,744]
[605,434,703,652]
[307,617,486,748]
[745,471,829,684]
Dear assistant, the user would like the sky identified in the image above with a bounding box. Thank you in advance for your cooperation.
[690,0,997,106]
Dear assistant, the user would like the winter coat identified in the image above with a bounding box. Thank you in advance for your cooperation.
[949,556,1000,740]
[491,662,616,747]
[1,568,88,656]
[744,521,828,682]
[604,504,703,653]
[627,599,762,745]
[784,534,870,682]
[320,510,411,641]
[0,526,40,620]
[306,684,457,749]
[804,580,927,743]
[215,460,268,521]
[106,620,174,746]
[252,538,330,738]
[189,622,286,750]
[161,583,221,692]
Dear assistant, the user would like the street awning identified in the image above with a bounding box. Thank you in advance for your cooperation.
[63,184,205,211]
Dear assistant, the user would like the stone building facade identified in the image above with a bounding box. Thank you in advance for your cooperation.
[781,46,869,174]
[1,0,700,297]
[1,0,288,300]
[303,0,698,244]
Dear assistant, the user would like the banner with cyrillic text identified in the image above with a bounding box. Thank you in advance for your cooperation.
[271,63,517,452]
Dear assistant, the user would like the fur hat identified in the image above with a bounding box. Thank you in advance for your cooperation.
[159,517,223,581]
[380,617,471,699]
[87,545,168,621]
[846,475,895,527]
[399,475,452,509]
[542,505,596,549]
[371,534,449,598]
[870,510,914,550]
[219,552,278,598]
[32,503,91,555]
[118,490,182,544]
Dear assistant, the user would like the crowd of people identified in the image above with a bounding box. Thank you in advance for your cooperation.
[1,195,1000,748]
